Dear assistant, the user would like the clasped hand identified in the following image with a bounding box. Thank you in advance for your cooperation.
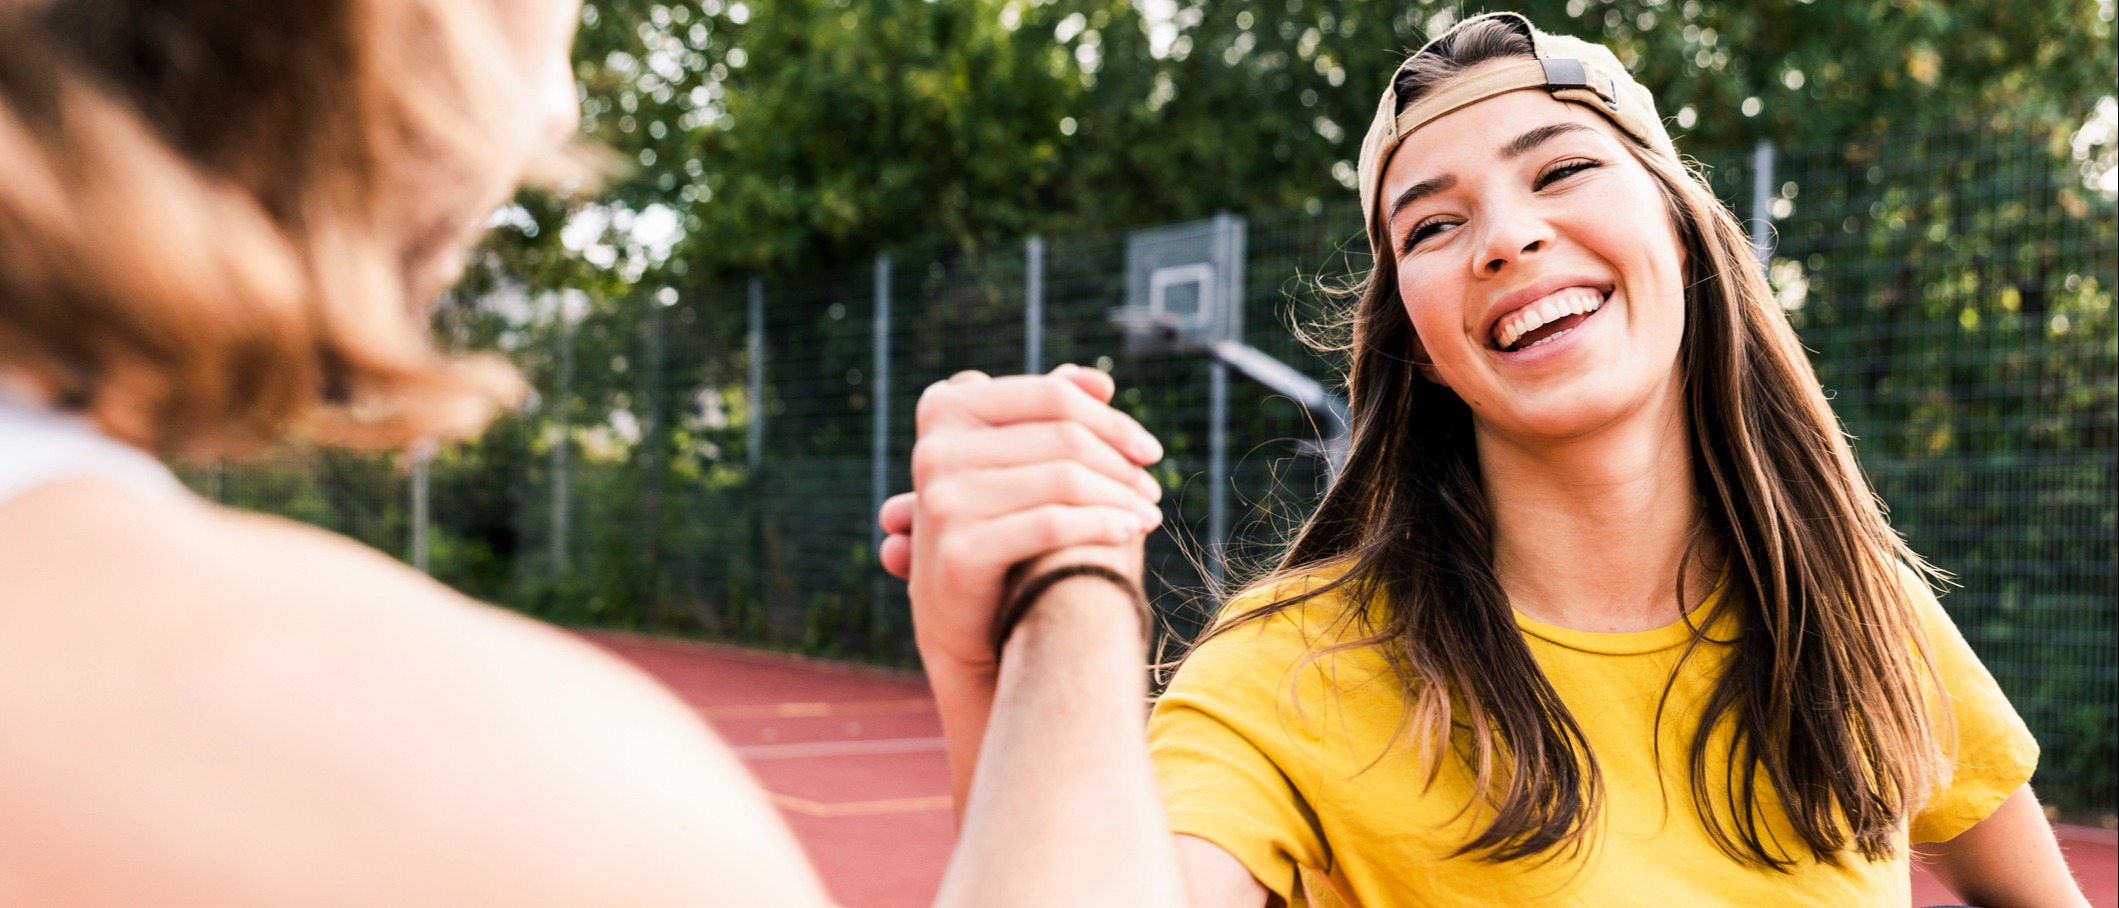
[878,365,1166,674]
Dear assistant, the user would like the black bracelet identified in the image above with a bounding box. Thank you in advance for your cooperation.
[991,564,1151,661]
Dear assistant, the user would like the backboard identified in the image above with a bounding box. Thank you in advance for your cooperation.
[1111,213,1245,355]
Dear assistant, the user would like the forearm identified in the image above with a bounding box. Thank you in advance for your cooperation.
[919,651,996,825]
[932,578,1187,907]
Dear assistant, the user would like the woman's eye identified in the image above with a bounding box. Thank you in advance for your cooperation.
[1535,158,1602,189]
[1400,219,1458,253]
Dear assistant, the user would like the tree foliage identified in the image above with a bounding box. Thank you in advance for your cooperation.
[538,0,2116,283]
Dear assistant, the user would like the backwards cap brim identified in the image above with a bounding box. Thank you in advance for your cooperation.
[1356,12,1676,235]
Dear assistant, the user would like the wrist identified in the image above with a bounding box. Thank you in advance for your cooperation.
[917,642,1001,684]
[1006,574,1152,652]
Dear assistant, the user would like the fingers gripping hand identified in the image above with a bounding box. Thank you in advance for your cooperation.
[880,364,1155,579]
[868,414,1161,575]
[893,366,1164,670]
[882,450,1160,577]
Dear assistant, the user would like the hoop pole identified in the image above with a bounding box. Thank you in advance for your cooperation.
[1207,359,1229,595]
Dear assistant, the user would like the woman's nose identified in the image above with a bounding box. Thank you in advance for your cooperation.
[1474,203,1555,276]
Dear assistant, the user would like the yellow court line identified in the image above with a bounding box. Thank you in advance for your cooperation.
[767,791,955,818]
[699,697,936,720]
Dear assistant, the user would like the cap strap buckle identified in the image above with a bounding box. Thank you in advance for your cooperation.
[1541,57,1621,112]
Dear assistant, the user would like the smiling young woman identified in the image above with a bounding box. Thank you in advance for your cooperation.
[1136,12,2088,908]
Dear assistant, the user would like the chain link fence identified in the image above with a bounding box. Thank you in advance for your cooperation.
[175,121,2117,820]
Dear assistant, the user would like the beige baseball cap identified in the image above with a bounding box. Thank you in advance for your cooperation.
[1356,12,1677,235]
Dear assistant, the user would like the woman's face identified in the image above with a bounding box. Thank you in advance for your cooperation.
[1379,85,1688,446]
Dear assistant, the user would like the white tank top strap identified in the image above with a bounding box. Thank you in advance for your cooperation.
[0,396,186,508]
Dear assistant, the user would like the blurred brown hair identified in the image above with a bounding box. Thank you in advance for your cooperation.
[0,0,549,455]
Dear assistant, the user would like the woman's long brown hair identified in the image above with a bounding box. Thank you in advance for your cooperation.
[1193,19,1949,868]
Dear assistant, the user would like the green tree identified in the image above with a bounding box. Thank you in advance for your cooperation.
[543,0,2113,280]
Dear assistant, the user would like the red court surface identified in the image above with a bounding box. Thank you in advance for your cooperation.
[591,634,955,907]
[590,632,2119,908]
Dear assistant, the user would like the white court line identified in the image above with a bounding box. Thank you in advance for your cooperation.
[732,736,948,760]
[698,698,934,720]
[766,791,954,818]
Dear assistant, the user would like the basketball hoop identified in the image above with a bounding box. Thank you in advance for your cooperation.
[1108,308,1188,357]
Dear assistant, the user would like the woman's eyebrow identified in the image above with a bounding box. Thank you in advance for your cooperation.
[1501,122,1597,160]
[1387,175,1457,223]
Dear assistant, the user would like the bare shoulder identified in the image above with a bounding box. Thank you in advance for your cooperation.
[0,479,828,907]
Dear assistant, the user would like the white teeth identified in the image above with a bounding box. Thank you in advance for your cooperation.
[1493,288,1607,351]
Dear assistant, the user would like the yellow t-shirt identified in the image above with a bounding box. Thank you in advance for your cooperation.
[1148,571,2037,907]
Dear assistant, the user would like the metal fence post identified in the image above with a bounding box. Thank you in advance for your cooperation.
[745,276,766,629]
[871,256,893,635]
[645,293,665,441]
[639,289,669,621]
[551,292,575,578]
[747,276,765,472]
[1750,138,1777,268]
[1025,235,1045,373]
[410,440,433,574]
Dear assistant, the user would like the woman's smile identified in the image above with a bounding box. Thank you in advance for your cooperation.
[1486,280,1612,352]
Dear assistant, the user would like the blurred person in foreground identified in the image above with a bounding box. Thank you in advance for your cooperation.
[885,13,2089,907]
[0,1,1187,904]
